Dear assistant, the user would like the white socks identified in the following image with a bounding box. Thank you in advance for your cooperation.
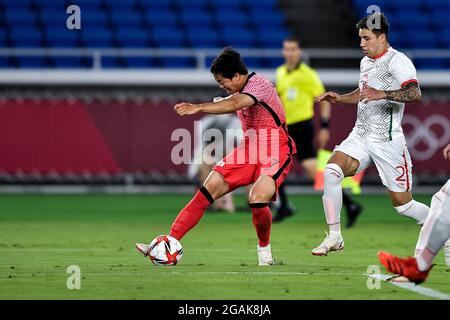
[323,163,344,234]
[394,199,429,225]
[415,182,450,271]
[416,247,436,272]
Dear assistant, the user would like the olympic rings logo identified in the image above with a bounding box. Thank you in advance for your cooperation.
[403,114,450,161]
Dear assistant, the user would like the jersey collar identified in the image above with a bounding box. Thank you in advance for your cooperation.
[372,47,390,60]
[239,72,256,93]
[286,61,302,73]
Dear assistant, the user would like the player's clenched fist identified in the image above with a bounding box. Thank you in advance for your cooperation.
[314,91,340,104]
[174,102,201,116]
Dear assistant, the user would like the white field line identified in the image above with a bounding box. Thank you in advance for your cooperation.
[166,271,366,276]
[0,248,256,252]
[169,271,309,275]
[1,247,449,299]
[2,265,450,299]
[369,274,450,300]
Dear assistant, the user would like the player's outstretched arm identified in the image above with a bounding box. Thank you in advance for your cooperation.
[174,94,255,116]
[360,82,422,103]
[315,88,360,105]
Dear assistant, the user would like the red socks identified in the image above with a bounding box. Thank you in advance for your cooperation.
[169,188,271,247]
[170,187,214,240]
[250,203,272,247]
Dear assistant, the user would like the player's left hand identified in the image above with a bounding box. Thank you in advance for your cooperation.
[174,102,201,116]
[317,128,330,149]
[359,85,387,103]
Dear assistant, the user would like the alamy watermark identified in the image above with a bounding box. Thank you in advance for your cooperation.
[66,5,81,30]
[366,5,381,30]
[366,265,381,290]
[171,121,282,169]
[66,265,81,290]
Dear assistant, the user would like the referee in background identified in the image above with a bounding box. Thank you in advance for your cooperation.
[273,36,363,227]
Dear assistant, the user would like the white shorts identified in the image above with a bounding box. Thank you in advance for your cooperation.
[334,130,413,192]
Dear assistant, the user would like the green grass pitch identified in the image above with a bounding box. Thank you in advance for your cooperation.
[0,193,449,300]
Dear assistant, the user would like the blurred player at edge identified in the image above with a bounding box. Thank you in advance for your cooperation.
[378,143,450,284]
[137,48,296,265]
[273,36,363,226]
[311,13,443,256]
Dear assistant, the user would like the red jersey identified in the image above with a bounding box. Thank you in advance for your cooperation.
[237,72,296,155]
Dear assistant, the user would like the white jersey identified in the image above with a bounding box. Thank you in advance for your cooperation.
[354,47,418,143]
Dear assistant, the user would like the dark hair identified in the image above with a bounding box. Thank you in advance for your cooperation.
[356,13,389,40]
[283,36,301,47]
[209,47,248,79]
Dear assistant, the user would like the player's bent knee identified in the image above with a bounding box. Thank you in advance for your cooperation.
[248,192,271,204]
[389,191,413,207]
[328,152,359,176]
[248,175,276,204]
[203,171,229,200]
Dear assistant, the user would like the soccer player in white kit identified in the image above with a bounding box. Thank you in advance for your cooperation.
[378,143,450,284]
[311,13,447,256]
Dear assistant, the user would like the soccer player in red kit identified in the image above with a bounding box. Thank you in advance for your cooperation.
[136,48,296,265]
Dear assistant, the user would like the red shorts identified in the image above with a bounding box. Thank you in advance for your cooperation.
[213,142,293,200]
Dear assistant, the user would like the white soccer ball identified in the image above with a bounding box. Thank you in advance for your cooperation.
[148,235,183,266]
